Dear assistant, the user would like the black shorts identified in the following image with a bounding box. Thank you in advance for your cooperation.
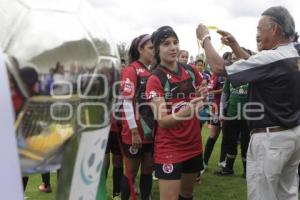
[155,154,203,180]
[105,132,122,155]
[122,143,153,159]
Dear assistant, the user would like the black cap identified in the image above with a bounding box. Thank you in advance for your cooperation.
[151,26,178,64]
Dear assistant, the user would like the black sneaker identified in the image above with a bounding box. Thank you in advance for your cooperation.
[213,168,234,176]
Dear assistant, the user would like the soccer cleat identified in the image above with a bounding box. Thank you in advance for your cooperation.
[196,174,202,185]
[201,162,208,175]
[112,195,121,200]
[213,168,234,176]
[38,183,52,193]
[218,161,226,168]
[152,172,158,181]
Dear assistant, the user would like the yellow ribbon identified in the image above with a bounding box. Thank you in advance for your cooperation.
[208,26,218,30]
[218,44,225,53]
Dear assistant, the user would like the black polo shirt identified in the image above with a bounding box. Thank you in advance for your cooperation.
[225,43,300,130]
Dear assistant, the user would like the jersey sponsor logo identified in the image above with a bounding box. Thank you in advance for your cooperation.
[129,146,138,155]
[136,68,145,74]
[162,163,174,174]
[124,78,133,93]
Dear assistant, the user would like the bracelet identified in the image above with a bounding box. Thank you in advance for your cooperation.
[200,34,211,48]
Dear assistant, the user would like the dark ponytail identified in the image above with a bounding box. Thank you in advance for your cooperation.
[128,34,151,63]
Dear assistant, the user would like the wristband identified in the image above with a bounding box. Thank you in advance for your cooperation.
[200,34,211,48]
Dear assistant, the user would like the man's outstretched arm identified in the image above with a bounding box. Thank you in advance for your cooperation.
[196,24,250,76]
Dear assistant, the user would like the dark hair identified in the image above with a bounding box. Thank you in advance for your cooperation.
[128,34,151,63]
[20,67,38,88]
[54,61,62,73]
[151,26,178,65]
[262,6,296,40]
[222,52,232,60]
[195,59,204,65]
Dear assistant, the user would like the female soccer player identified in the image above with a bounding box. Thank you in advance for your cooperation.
[146,26,207,200]
[120,34,154,200]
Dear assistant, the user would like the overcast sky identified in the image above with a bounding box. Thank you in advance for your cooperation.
[88,0,299,59]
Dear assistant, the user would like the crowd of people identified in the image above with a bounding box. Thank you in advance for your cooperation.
[38,62,95,96]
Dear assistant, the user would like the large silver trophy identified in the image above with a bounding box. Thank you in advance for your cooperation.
[0,0,120,199]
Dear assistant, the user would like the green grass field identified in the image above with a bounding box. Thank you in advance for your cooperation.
[24,125,249,200]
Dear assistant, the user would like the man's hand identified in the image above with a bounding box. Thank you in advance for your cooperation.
[217,30,238,48]
[196,24,210,41]
[218,30,251,59]
[196,24,226,76]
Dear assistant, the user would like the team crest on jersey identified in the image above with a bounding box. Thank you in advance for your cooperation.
[238,88,245,94]
[136,68,145,74]
[129,146,138,155]
[149,90,157,98]
[140,79,146,85]
[162,163,174,174]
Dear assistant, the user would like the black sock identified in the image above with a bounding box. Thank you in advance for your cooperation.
[224,154,236,171]
[204,137,217,164]
[113,167,123,197]
[121,176,130,200]
[140,174,152,200]
[22,176,29,191]
[178,194,193,200]
[41,172,50,187]
[219,141,226,163]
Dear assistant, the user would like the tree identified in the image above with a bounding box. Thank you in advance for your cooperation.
[117,42,128,62]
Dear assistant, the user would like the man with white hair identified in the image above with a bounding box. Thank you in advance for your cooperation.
[197,6,300,200]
